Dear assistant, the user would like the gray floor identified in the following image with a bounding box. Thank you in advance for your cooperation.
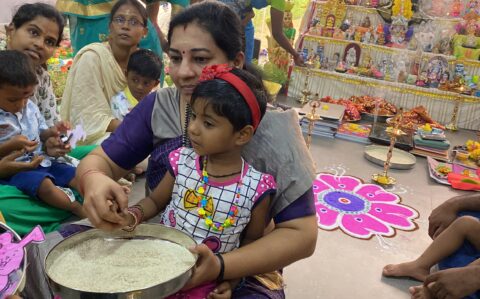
[125,128,477,299]
[283,129,477,299]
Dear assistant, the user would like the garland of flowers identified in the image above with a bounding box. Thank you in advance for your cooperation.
[392,0,413,20]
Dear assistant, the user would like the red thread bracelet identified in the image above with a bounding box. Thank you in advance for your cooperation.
[79,169,105,194]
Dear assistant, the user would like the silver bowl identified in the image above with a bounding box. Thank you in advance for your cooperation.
[45,224,197,299]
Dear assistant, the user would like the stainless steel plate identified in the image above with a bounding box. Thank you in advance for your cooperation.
[45,224,197,299]
[364,145,416,169]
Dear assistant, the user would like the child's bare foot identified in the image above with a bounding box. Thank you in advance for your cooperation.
[409,285,433,299]
[382,261,430,281]
[133,166,145,175]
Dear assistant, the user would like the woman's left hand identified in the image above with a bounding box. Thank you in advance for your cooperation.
[182,244,221,290]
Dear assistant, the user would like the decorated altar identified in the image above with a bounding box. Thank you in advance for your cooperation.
[288,0,480,130]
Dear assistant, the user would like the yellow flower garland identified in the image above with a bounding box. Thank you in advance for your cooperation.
[392,0,413,20]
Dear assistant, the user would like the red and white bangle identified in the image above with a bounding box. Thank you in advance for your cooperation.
[122,210,139,232]
[122,205,144,232]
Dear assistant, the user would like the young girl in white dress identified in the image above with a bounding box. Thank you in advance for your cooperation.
[119,64,275,298]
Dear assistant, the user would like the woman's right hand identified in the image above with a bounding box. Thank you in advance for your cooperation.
[81,172,129,231]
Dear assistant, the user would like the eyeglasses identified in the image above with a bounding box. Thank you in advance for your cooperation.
[112,16,144,28]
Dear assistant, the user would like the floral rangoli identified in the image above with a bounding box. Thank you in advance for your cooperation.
[314,173,419,239]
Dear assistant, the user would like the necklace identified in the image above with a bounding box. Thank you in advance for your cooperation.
[197,156,244,231]
[182,103,191,147]
[208,170,242,178]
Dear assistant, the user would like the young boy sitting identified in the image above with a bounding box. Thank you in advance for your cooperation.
[0,50,85,218]
[111,49,162,120]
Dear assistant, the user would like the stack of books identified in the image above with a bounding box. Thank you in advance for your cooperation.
[368,123,414,151]
[300,118,339,138]
[411,129,450,161]
[299,102,345,139]
[336,123,372,144]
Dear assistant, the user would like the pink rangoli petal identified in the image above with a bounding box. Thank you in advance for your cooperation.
[340,213,394,239]
[317,173,361,192]
[315,202,340,230]
[368,203,418,230]
[314,173,419,240]
[355,184,399,203]
[313,176,334,194]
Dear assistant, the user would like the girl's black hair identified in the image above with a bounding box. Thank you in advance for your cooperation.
[168,1,243,61]
[11,3,65,46]
[110,0,148,28]
[191,68,268,132]
[0,50,37,88]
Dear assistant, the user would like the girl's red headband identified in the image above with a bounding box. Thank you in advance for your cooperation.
[198,64,261,129]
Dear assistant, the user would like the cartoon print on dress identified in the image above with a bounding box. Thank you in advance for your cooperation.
[183,189,214,215]
[0,225,45,297]
[168,210,176,227]
[202,236,221,253]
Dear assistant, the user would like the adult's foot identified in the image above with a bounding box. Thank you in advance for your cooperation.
[383,261,430,281]
[409,285,433,299]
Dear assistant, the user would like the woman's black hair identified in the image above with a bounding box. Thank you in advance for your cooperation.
[0,50,37,88]
[127,49,162,80]
[11,3,65,46]
[191,68,268,132]
[110,0,148,28]
[168,1,243,61]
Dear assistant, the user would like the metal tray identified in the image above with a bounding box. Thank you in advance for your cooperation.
[45,224,197,299]
[364,145,416,169]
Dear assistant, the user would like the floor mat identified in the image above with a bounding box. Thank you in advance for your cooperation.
[314,173,419,239]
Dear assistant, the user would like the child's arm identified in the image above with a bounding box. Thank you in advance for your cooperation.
[39,121,71,142]
[209,195,272,297]
[40,122,73,157]
[241,195,271,246]
[121,171,176,227]
[0,150,43,179]
[0,136,38,157]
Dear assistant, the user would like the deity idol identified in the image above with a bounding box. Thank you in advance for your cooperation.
[345,47,358,69]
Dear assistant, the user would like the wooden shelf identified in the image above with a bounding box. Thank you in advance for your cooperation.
[292,66,480,103]
[302,35,480,68]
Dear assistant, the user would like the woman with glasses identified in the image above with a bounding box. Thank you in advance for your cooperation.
[60,0,149,145]
[56,0,168,56]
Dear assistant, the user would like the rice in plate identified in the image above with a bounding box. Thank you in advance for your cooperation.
[45,224,197,297]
